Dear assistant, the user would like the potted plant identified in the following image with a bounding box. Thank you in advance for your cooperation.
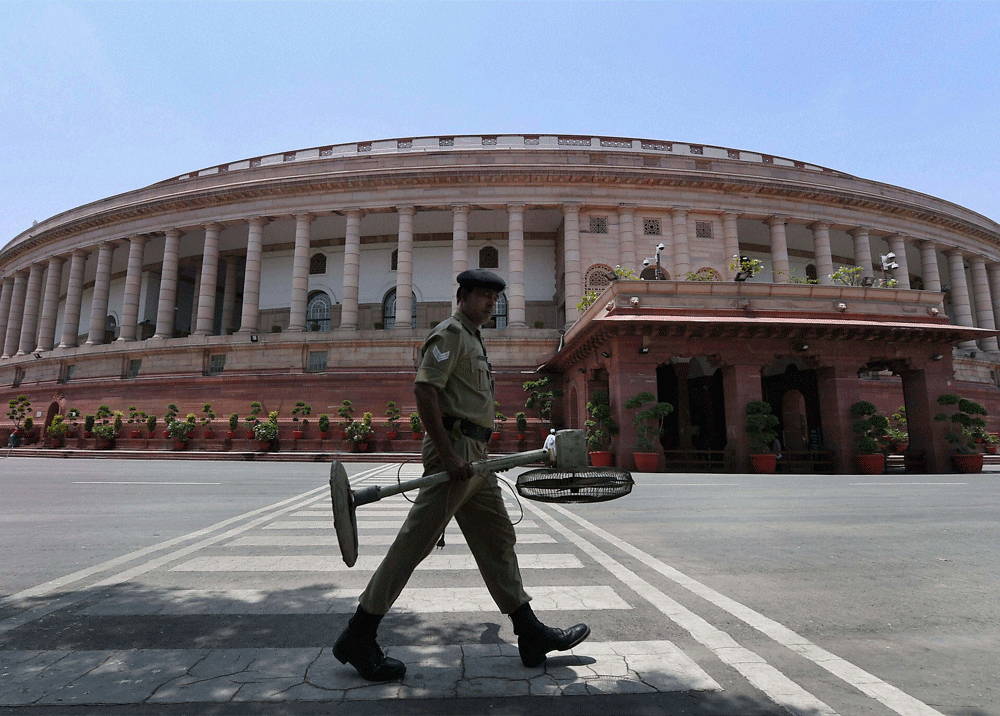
[6,395,31,443]
[935,394,989,473]
[625,391,673,472]
[168,413,197,449]
[127,406,146,439]
[201,403,216,439]
[93,421,117,449]
[318,413,330,440]
[113,410,124,439]
[164,403,179,438]
[515,411,528,442]
[987,433,1000,455]
[849,400,890,474]
[83,414,96,438]
[146,414,157,438]
[493,402,507,441]
[523,376,560,431]
[46,414,69,448]
[885,405,908,452]
[347,411,375,451]
[338,400,355,439]
[745,400,781,474]
[244,402,263,439]
[410,412,423,440]
[585,389,619,467]
[292,401,311,439]
[385,401,401,440]
[227,412,239,439]
[67,408,81,438]
[254,411,279,451]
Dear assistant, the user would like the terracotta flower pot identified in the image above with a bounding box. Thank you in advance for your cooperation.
[227,431,235,440]
[387,431,398,440]
[491,431,501,442]
[204,429,215,439]
[589,451,613,467]
[749,454,777,474]
[293,430,304,440]
[633,452,659,472]
[951,453,984,473]
[130,430,141,439]
[854,453,885,475]
[174,440,186,451]
[412,432,422,440]
[319,431,328,440]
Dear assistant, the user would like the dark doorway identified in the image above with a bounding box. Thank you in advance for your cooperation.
[656,360,727,451]
[762,364,823,451]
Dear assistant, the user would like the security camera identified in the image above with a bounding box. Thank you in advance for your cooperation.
[883,252,895,261]
[656,242,666,252]
[642,258,651,267]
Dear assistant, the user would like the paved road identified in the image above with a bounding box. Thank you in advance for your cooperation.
[0,457,996,716]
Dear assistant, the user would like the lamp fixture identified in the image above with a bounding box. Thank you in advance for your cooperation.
[930,353,944,361]
[250,334,259,343]
[927,307,940,316]
[836,302,848,312]
[639,346,650,354]
[860,276,876,287]
[33,353,41,359]
[734,271,752,282]
[793,340,809,352]
[601,351,611,359]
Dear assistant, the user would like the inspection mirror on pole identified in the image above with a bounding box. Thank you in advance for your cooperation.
[329,429,633,567]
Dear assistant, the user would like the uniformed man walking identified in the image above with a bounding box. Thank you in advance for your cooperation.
[334,269,590,681]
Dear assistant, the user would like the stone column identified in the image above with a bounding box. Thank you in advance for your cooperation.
[237,218,265,335]
[3,271,28,358]
[721,362,763,472]
[988,264,1000,350]
[221,258,238,334]
[394,206,415,330]
[85,242,116,345]
[563,205,582,325]
[340,210,362,330]
[887,235,911,289]
[154,229,182,339]
[850,227,874,279]
[919,241,942,292]
[118,236,147,342]
[947,249,977,349]
[671,209,690,276]
[722,213,740,280]
[618,206,637,272]
[0,277,13,356]
[194,224,222,336]
[969,257,999,351]
[287,214,312,332]
[451,206,469,311]
[36,256,65,351]
[810,222,834,285]
[507,203,527,327]
[766,217,790,282]
[18,263,45,355]
[58,250,88,349]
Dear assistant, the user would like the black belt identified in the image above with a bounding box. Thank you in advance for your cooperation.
[442,416,493,443]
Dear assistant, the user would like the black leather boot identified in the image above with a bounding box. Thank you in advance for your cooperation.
[509,602,591,668]
[333,605,406,681]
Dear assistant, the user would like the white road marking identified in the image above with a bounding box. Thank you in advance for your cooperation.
[228,533,557,546]
[73,481,223,485]
[539,501,947,716]
[170,553,584,572]
[83,586,631,615]
[264,519,540,530]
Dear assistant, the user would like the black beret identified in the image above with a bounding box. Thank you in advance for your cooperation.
[457,268,506,292]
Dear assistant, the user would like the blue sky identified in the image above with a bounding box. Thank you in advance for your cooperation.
[2,1,998,247]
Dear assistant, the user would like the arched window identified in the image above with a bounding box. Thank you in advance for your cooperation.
[104,315,118,344]
[309,253,327,275]
[688,267,721,281]
[306,292,332,332]
[479,246,499,269]
[806,264,817,282]
[485,292,508,329]
[585,264,615,292]
[640,266,670,280]
[382,288,417,329]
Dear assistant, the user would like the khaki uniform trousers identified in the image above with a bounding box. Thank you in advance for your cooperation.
[359,430,531,616]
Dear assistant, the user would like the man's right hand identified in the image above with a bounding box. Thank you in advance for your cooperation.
[442,451,474,482]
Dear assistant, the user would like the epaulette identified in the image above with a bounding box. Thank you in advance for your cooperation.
[443,321,461,334]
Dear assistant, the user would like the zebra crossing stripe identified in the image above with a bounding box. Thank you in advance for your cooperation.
[228,533,557,546]
[83,586,631,615]
[264,520,541,530]
[169,554,584,572]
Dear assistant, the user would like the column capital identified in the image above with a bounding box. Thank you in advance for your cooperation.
[506,202,526,211]
[129,234,149,246]
[294,213,315,222]
[343,208,364,218]
[561,203,582,215]
[915,239,938,250]
[204,222,224,233]
[968,254,987,267]
[451,204,470,215]
[246,217,267,228]
[397,206,416,216]
[849,226,872,238]
[808,221,830,232]
[766,215,789,227]
[618,202,638,210]
[164,227,183,238]
[670,206,691,215]
[944,246,966,257]
[721,211,741,220]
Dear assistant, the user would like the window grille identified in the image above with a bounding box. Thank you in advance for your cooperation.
[589,216,608,234]
[486,293,508,329]
[307,293,332,332]
[209,354,226,375]
[643,218,661,235]
[586,264,615,292]
[308,351,328,372]
[695,221,714,239]
[309,253,327,275]
[479,246,499,269]
[382,289,417,329]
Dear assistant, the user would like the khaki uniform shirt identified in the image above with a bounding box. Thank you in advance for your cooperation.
[414,310,494,430]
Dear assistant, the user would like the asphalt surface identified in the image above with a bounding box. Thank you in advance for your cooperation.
[1,456,997,716]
